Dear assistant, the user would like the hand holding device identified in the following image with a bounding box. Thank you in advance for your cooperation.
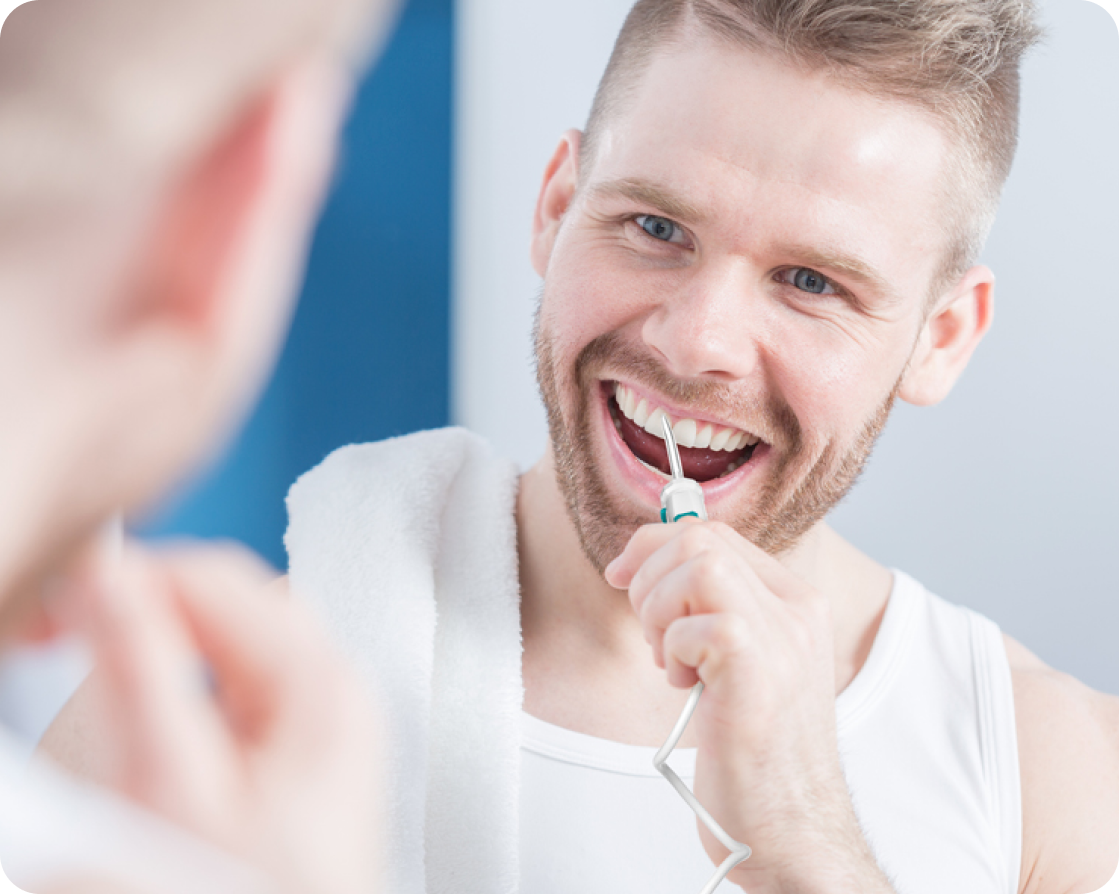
[606,416,892,893]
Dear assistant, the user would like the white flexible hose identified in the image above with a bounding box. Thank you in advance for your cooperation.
[656,416,753,892]
[653,682,752,893]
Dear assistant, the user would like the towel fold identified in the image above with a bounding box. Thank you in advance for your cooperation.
[285,427,523,894]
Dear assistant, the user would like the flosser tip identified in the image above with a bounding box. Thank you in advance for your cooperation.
[661,414,684,480]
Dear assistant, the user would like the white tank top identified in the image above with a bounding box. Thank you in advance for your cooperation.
[519,571,1021,894]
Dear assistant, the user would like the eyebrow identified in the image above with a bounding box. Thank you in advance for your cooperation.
[586,177,708,225]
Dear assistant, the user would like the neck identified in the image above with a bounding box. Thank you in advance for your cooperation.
[517,449,892,744]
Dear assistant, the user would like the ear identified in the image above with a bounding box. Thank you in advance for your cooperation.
[87,62,347,513]
[119,88,281,337]
[899,265,995,406]
[108,59,347,415]
[530,129,582,278]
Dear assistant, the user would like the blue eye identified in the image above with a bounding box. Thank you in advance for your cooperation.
[784,268,835,295]
[636,215,685,245]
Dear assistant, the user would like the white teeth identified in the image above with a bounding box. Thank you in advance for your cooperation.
[615,383,635,418]
[611,383,758,452]
[633,398,650,428]
[673,418,697,448]
[644,407,668,437]
[709,428,731,451]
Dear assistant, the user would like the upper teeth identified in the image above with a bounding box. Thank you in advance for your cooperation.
[613,383,760,452]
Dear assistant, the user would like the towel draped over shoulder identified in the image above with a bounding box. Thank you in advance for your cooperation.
[285,428,523,894]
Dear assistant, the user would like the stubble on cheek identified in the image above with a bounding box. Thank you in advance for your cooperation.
[534,307,901,570]
[535,315,645,573]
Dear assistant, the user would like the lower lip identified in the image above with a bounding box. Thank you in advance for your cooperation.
[596,384,769,510]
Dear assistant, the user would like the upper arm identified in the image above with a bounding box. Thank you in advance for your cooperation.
[1009,635,1119,894]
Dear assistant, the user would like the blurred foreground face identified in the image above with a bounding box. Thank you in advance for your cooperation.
[0,0,394,633]
[533,30,984,568]
[0,3,396,892]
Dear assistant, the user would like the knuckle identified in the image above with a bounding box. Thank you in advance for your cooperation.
[691,551,725,590]
[678,525,717,556]
[709,613,749,654]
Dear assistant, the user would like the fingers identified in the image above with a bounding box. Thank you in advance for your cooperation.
[607,520,828,702]
[604,521,687,589]
[704,523,819,610]
[155,547,335,736]
[662,613,751,690]
[608,519,817,609]
[629,525,770,615]
[69,542,236,821]
[156,544,371,756]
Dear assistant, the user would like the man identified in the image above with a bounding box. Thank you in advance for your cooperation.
[285,1,1115,890]
[0,0,398,891]
[48,0,1119,892]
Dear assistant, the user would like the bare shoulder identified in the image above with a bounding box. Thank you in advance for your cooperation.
[1005,634,1119,894]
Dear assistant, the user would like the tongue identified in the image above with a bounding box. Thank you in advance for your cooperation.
[614,400,751,482]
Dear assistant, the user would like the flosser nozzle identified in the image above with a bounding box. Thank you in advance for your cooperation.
[662,413,685,481]
[659,414,708,524]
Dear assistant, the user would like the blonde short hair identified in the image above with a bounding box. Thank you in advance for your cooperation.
[583,0,1043,292]
[0,0,392,232]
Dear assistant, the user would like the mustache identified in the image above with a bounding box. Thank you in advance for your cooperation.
[572,332,803,452]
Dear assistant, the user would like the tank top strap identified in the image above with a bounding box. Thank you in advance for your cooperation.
[835,571,1022,894]
[969,607,1022,894]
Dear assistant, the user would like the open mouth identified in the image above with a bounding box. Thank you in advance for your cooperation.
[606,382,761,483]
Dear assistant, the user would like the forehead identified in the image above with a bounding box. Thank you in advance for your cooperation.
[589,32,954,294]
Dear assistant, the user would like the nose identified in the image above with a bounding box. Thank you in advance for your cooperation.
[640,262,764,383]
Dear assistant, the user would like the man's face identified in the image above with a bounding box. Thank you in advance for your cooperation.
[534,32,958,570]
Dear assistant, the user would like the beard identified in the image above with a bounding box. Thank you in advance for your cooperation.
[534,311,900,573]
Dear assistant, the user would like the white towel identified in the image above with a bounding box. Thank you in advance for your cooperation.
[285,428,523,894]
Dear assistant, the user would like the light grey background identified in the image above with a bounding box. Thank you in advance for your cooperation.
[454,0,1119,694]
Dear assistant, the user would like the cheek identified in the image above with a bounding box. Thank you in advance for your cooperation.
[542,230,661,347]
[761,314,911,442]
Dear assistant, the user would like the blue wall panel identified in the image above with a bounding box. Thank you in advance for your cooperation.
[141,0,453,569]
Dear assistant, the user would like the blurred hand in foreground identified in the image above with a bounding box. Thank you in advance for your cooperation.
[55,539,381,894]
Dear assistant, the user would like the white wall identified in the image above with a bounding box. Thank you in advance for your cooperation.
[453,0,1119,694]
[453,0,634,470]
